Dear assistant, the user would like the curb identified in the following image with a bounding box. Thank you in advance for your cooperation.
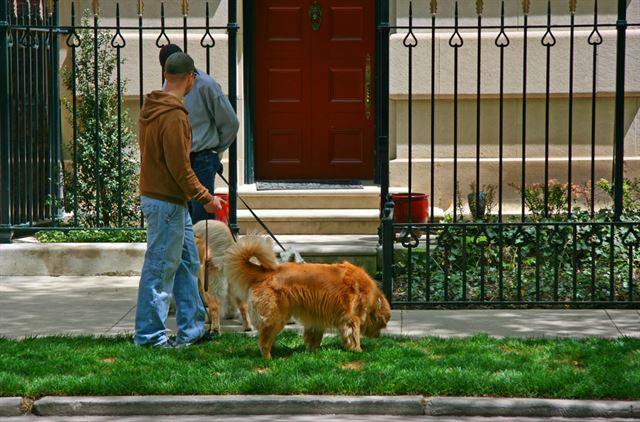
[16,395,640,418]
[425,397,640,418]
[0,398,24,417]
[32,395,424,416]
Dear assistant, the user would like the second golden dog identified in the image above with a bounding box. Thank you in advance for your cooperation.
[193,219,253,334]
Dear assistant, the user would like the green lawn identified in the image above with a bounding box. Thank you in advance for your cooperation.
[1,332,639,399]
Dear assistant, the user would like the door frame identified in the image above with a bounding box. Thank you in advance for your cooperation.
[242,0,389,185]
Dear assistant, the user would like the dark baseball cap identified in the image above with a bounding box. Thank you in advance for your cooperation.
[159,44,182,69]
[164,52,196,76]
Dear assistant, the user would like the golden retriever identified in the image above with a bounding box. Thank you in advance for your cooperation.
[224,235,391,359]
[193,219,253,333]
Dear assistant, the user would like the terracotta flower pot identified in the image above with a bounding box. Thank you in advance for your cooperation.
[391,193,429,239]
[392,192,429,224]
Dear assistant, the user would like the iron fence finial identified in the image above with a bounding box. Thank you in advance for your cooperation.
[430,0,437,16]
[522,0,530,15]
[182,0,189,17]
[476,0,484,16]
[569,0,577,14]
[137,0,144,16]
[92,0,99,16]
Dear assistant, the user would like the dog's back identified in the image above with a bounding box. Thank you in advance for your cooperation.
[193,219,235,270]
[193,219,235,303]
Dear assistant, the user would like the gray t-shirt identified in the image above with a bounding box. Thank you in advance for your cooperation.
[183,69,239,154]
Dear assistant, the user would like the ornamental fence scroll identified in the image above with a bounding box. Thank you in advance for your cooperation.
[0,0,239,241]
[380,0,640,308]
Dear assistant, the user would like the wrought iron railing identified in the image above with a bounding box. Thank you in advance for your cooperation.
[0,0,239,241]
[0,0,61,242]
[380,0,640,308]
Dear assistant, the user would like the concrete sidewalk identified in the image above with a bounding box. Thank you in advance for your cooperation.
[0,275,638,339]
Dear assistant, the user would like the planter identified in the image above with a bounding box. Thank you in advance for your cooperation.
[467,192,486,220]
[392,193,429,224]
[392,193,429,238]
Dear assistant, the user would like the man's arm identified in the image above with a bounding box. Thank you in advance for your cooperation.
[204,80,239,154]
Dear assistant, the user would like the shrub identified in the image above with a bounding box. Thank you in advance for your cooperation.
[61,12,139,227]
[36,230,146,243]
[392,179,640,304]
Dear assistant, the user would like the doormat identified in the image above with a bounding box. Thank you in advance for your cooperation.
[256,181,364,191]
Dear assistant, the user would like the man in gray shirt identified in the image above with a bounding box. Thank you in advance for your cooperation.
[159,44,239,224]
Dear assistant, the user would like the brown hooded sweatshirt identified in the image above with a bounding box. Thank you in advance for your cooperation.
[138,90,211,207]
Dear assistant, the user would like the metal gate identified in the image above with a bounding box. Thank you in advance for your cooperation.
[0,0,61,242]
[379,0,640,308]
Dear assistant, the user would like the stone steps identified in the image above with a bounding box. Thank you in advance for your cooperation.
[216,185,382,235]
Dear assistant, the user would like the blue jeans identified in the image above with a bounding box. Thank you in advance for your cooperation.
[134,196,206,346]
[189,149,221,225]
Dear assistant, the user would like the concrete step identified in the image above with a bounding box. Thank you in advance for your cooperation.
[236,209,380,235]
[216,185,381,210]
[212,185,382,235]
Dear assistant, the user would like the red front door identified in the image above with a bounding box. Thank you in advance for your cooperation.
[254,0,375,180]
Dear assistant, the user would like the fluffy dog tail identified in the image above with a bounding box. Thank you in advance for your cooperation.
[225,235,278,294]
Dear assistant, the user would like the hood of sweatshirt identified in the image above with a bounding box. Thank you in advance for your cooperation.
[139,90,189,124]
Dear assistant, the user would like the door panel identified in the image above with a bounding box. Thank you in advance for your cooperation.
[255,0,374,180]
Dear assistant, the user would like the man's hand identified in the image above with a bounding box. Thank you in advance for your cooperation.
[203,194,225,214]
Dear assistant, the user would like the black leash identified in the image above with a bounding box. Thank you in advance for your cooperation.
[204,217,209,292]
[217,172,287,253]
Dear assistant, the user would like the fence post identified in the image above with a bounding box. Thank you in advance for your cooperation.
[0,0,12,242]
[50,0,62,223]
[613,0,627,221]
[381,195,394,304]
[227,0,239,235]
[376,0,389,216]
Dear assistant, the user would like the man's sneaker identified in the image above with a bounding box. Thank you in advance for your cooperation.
[152,339,175,349]
[173,331,219,349]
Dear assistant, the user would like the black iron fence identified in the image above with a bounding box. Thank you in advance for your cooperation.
[380,0,640,308]
[0,0,61,242]
[0,0,239,240]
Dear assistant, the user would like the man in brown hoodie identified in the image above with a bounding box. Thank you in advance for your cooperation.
[134,52,223,348]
